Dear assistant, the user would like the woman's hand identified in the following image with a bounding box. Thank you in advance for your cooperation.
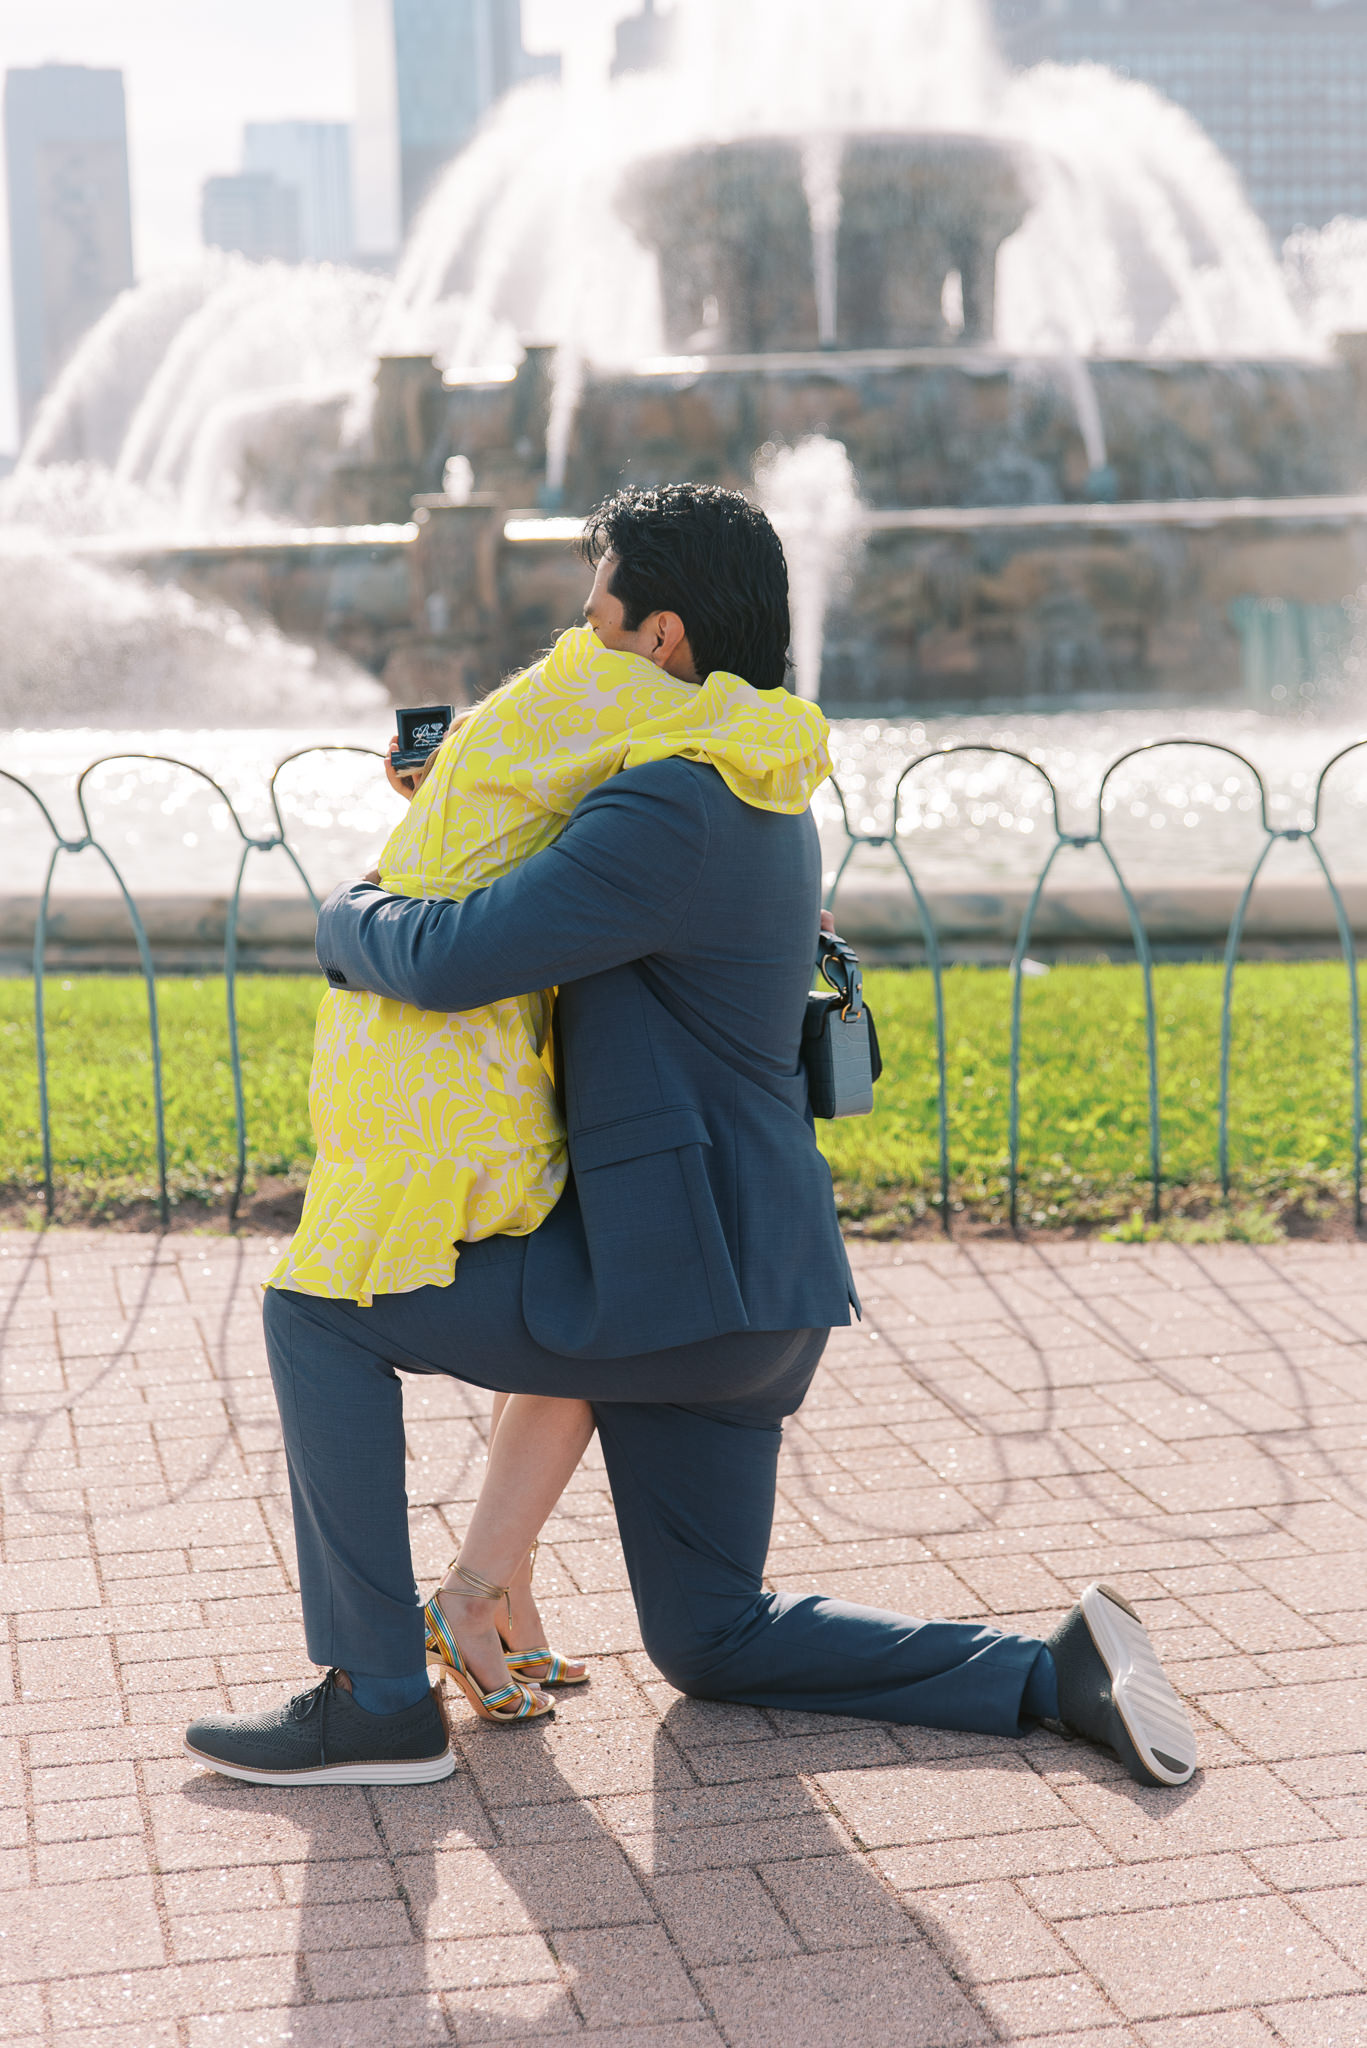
[361,867,381,886]
[384,734,436,801]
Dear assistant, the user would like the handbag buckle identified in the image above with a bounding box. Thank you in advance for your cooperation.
[818,932,864,1022]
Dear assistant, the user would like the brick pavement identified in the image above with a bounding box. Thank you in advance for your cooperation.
[2,1229,1366,2046]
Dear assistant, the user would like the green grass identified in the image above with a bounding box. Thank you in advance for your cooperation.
[0,962,1362,1231]
[824,961,1363,1234]
[0,976,324,1218]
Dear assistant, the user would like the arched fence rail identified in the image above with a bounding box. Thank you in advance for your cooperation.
[2,735,1366,1234]
[1,746,381,1226]
[824,735,1367,1234]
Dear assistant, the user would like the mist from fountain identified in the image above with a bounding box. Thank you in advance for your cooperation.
[754,436,864,703]
[1285,216,1367,345]
[14,257,387,531]
[800,134,843,348]
[3,259,395,726]
[0,534,386,728]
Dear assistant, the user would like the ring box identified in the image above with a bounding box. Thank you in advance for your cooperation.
[392,703,454,770]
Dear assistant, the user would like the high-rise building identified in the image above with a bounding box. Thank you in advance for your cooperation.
[4,64,135,433]
[991,0,1367,245]
[351,0,561,264]
[242,122,354,263]
[201,172,302,263]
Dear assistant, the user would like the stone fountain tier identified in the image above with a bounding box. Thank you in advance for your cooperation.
[312,347,1367,531]
[85,490,1367,710]
[556,351,1367,515]
[616,133,1030,352]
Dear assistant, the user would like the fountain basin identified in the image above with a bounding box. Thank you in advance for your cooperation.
[83,491,1367,711]
[617,134,1029,351]
[5,869,1365,975]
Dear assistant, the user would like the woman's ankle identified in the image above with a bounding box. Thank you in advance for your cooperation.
[436,1583,498,1625]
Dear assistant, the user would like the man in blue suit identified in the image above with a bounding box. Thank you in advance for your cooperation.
[186,484,1196,1793]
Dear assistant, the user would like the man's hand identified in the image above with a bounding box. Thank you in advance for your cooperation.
[384,735,436,801]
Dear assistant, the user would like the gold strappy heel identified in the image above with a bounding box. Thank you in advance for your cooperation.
[423,1561,554,1724]
[497,1540,589,1687]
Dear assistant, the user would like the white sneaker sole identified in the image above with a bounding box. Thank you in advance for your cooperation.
[1081,1583,1197,1786]
[183,1739,456,1786]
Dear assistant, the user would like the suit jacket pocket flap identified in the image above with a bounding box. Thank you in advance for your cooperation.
[573,1107,712,1172]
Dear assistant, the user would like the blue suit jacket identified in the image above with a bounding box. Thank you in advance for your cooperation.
[315,758,858,1358]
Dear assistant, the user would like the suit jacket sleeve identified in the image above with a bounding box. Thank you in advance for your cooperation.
[314,761,711,1012]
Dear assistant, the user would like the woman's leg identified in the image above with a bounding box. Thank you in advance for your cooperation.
[431,1393,596,1696]
[480,1393,588,1677]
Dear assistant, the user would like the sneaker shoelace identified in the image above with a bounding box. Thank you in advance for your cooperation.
[286,1670,341,1764]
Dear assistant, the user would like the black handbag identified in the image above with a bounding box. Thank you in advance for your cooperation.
[802,931,882,1119]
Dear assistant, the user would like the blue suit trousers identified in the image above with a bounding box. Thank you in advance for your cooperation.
[262,1235,1053,1734]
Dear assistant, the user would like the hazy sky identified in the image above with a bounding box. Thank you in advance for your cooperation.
[0,1,629,450]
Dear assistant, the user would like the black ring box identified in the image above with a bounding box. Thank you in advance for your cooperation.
[392,703,454,770]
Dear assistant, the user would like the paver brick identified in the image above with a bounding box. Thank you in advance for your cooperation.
[697,1947,990,2048]
[33,1838,148,1886]
[973,1973,1123,2037]
[1135,2018,1279,2046]
[1286,1884,1367,1972]
[650,1868,801,1966]
[874,1826,1111,1892]
[184,1993,450,2046]
[1196,1677,1367,1760]
[912,1879,1079,1980]
[554,1925,702,2026]
[1257,1993,1367,2045]
[817,1755,1076,1848]
[1022,1854,1268,1920]
[442,1979,582,2036]
[7,1233,1367,2044]
[1057,1765,1329,1861]
[757,1851,920,1949]
[1064,1896,1362,2019]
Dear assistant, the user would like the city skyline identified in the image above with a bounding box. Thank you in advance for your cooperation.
[0,0,610,452]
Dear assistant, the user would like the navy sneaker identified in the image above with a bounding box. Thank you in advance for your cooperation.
[1046,1582,1197,1788]
[184,1668,455,1786]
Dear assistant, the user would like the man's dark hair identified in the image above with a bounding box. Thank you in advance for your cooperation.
[580,482,791,692]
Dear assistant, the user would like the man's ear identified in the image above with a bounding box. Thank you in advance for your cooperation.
[646,610,699,683]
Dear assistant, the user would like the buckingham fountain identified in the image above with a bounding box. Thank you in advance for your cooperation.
[8,0,1367,966]
[65,126,1367,715]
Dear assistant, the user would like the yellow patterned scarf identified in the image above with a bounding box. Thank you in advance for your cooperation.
[268,626,830,1305]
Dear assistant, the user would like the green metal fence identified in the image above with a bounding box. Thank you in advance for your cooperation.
[4,736,1366,1233]
[824,737,1367,1234]
[2,746,382,1226]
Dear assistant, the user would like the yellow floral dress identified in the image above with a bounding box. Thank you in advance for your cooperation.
[268,625,831,1305]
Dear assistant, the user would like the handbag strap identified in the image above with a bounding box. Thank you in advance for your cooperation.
[818,932,865,1020]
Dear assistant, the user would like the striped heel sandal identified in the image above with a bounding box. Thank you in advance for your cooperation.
[498,1541,589,1688]
[423,1563,554,1725]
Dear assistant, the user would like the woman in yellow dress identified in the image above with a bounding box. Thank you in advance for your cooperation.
[269,623,830,1722]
